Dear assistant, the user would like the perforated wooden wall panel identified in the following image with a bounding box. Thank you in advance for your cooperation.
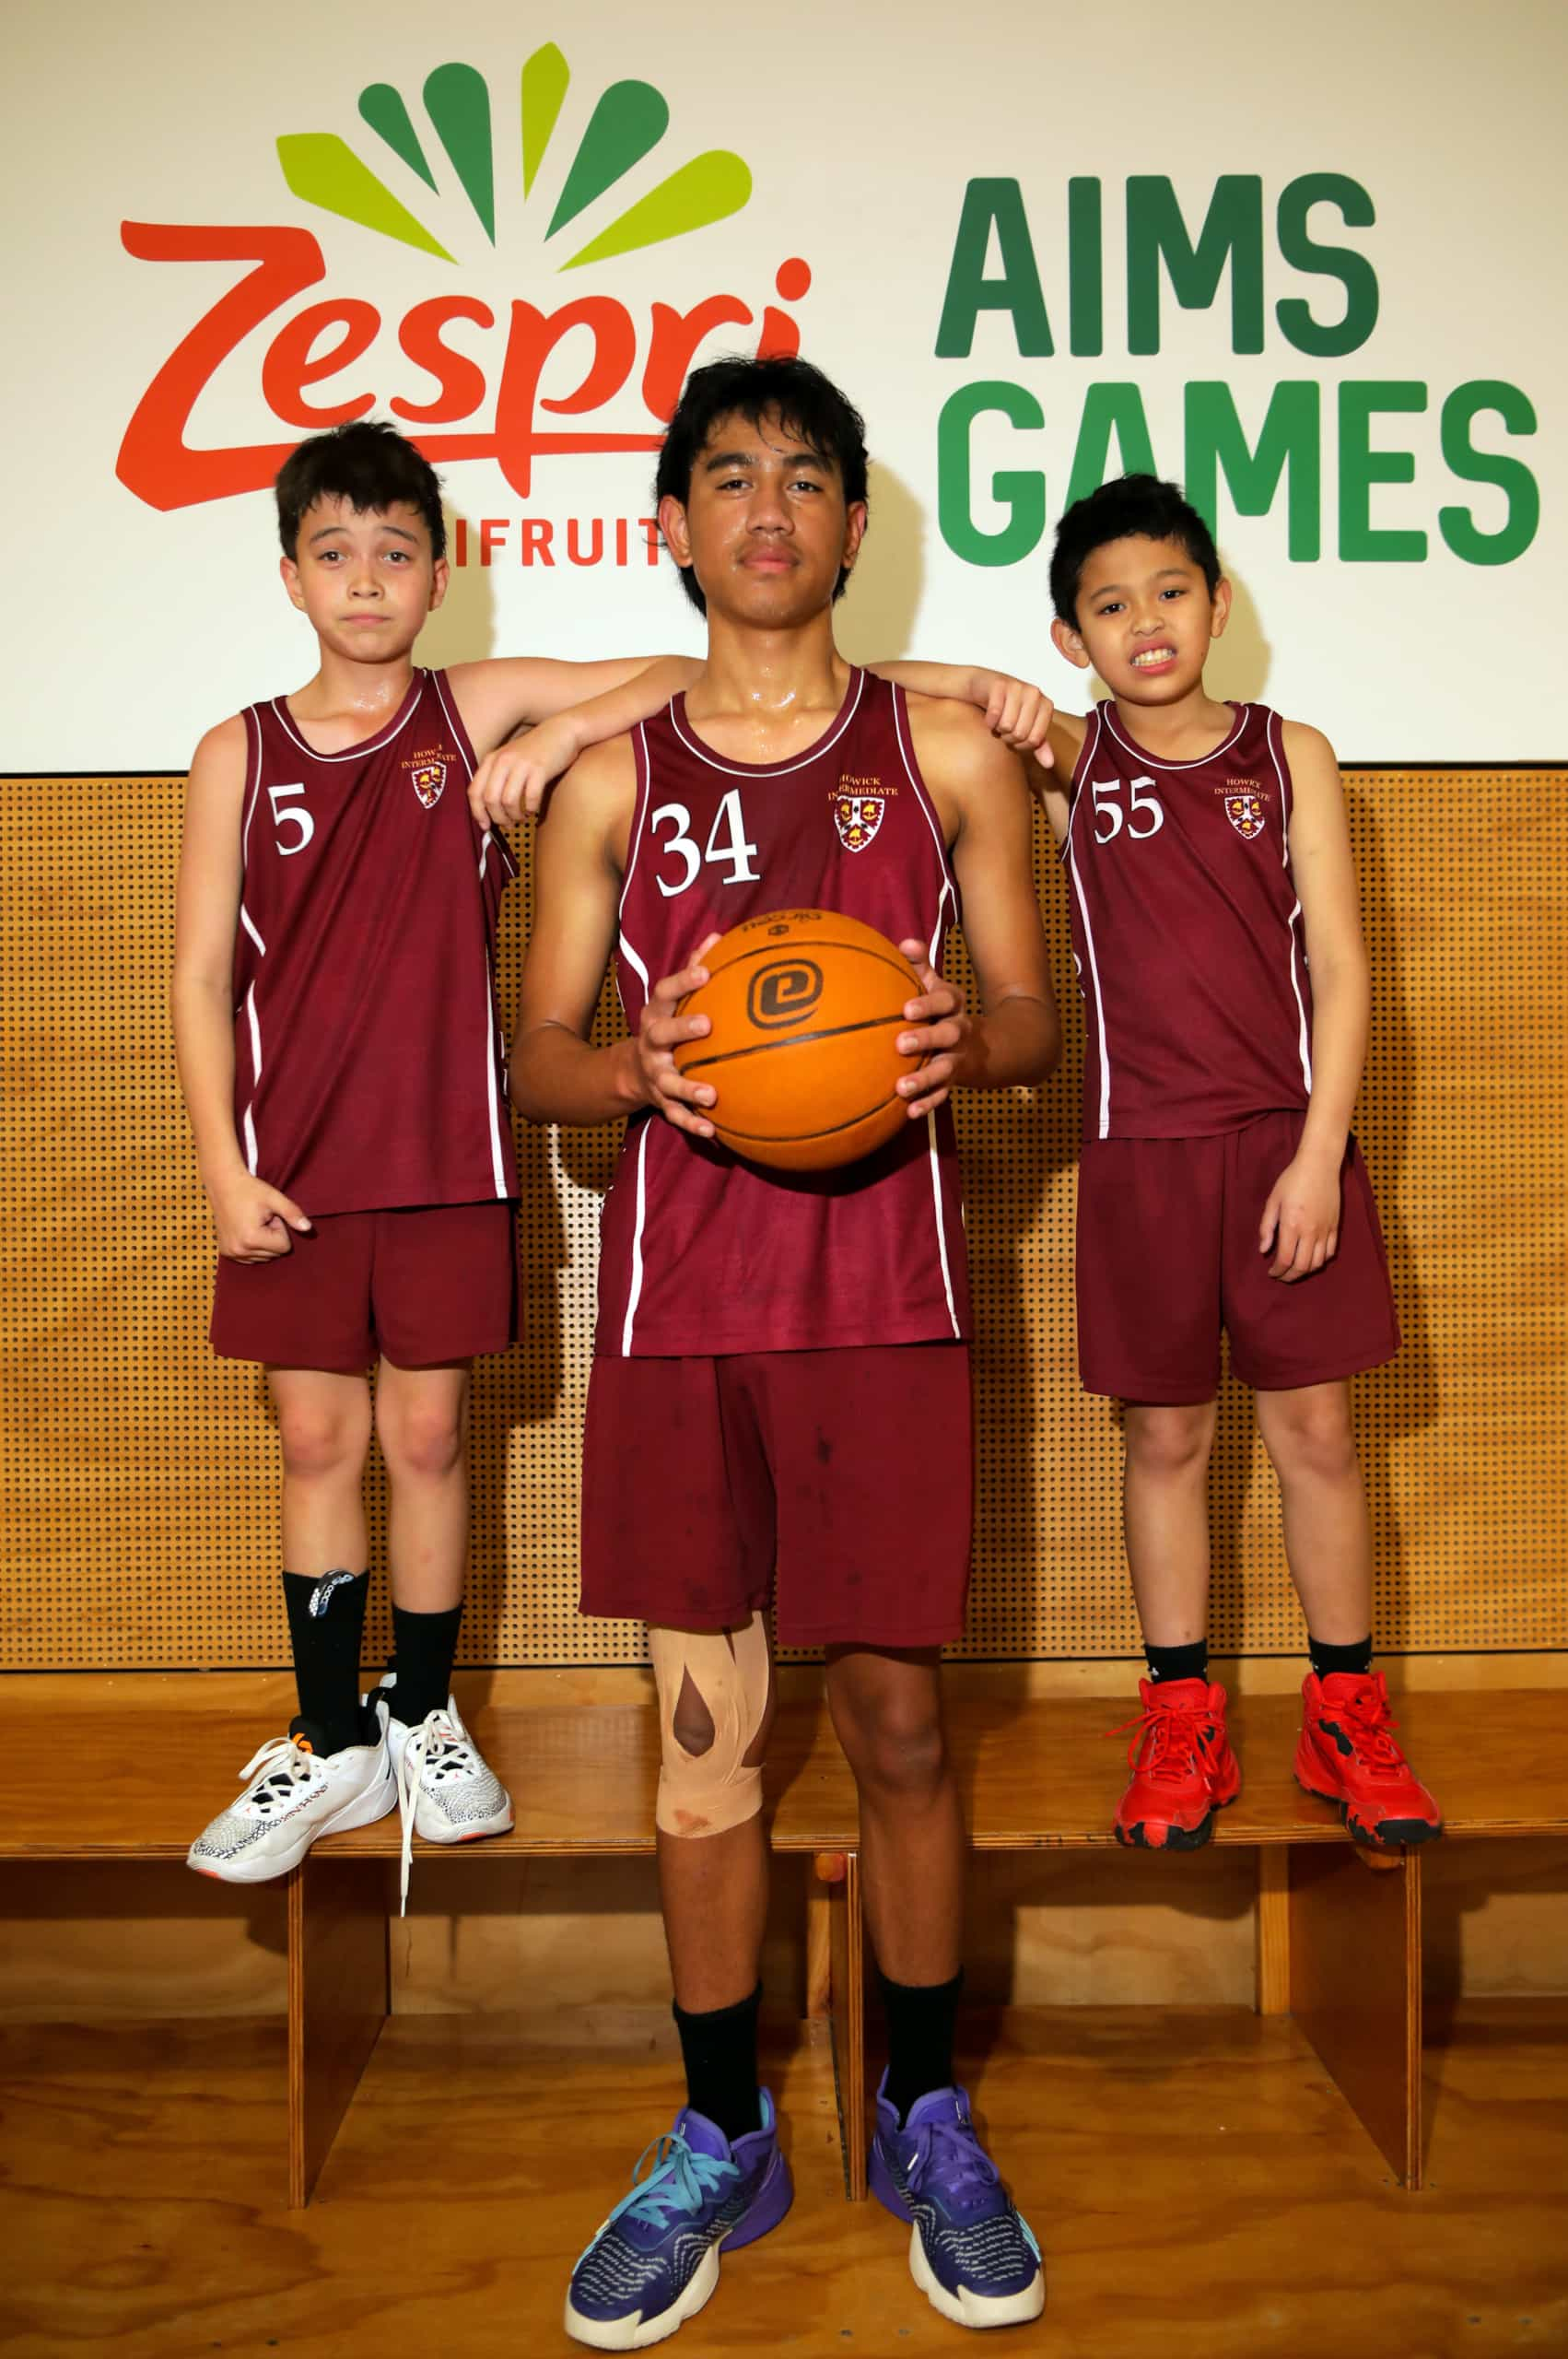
[2,772,1563,1671]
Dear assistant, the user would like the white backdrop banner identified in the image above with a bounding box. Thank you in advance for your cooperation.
[6,0,1562,768]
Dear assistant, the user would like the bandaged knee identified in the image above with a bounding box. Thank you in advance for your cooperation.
[649,1612,771,1839]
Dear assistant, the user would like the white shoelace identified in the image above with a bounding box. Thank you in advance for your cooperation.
[234,1734,323,1818]
[395,1707,480,1914]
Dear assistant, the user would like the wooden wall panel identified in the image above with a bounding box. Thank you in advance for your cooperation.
[1,770,1563,1671]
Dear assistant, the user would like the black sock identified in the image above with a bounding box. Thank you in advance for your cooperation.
[281,1569,369,1754]
[1308,1634,1374,1681]
[672,1984,763,2146]
[1144,1638,1210,1685]
[880,1966,964,2124]
[388,1601,464,1725]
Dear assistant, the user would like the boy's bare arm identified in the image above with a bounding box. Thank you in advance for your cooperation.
[463,659,1062,835]
[462,657,703,833]
[171,718,311,1261]
[505,739,719,1141]
[868,662,1056,770]
[1258,721,1372,1281]
[894,699,1062,1118]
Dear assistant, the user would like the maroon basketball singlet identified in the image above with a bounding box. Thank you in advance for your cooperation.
[1062,701,1314,1139]
[231,668,518,1213]
[597,667,971,1357]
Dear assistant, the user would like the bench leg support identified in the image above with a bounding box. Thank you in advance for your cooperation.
[1287,1843,1422,2187]
[819,1850,866,2201]
[287,1857,390,2207]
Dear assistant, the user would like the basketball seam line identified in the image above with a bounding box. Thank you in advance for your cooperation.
[679,1012,919,1074]
[691,939,920,987]
[712,1100,907,1144]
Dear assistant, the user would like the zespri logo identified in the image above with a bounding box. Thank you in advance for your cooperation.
[116,46,811,522]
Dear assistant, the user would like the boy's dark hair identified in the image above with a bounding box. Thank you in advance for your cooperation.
[275,419,446,561]
[1049,474,1220,624]
[655,356,870,615]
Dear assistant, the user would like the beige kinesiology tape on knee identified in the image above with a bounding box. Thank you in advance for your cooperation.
[649,1613,771,1839]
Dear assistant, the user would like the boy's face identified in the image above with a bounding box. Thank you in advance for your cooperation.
[659,407,866,629]
[281,498,447,662]
[1051,534,1230,702]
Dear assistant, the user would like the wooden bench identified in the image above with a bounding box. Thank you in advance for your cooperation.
[5,1674,1563,2204]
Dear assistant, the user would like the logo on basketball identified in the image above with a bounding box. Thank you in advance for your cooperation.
[834,795,885,853]
[748,958,825,1028]
[410,762,448,809]
[1224,792,1266,841]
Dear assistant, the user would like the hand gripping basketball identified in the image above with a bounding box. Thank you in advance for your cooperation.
[894,939,971,1119]
[634,933,724,1142]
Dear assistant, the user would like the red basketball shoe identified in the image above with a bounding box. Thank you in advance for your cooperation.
[1295,1670,1444,1849]
[1109,1678,1242,1850]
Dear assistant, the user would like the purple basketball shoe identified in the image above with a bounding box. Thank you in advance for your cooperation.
[871,2074,1044,2329]
[565,2091,792,2349]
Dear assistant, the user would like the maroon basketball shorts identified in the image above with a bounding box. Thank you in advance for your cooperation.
[580,1344,973,1648]
[1076,1112,1400,1401]
[211,1202,517,1373]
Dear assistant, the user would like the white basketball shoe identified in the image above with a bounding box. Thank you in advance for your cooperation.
[187,1697,396,1883]
[369,1674,514,1910]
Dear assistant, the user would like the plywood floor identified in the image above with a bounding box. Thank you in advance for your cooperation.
[1,2005,1564,2358]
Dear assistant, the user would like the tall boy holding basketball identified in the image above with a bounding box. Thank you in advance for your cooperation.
[174,417,1055,1899]
[1036,474,1442,1853]
[510,357,1057,2342]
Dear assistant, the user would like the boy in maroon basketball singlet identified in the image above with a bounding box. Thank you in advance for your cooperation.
[174,417,1057,1904]
[172,421,726,1895]
[511,359,1057,2341]
[1036,475,1442,1854]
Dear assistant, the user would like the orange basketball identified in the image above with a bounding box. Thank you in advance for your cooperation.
[673,910,925,1173]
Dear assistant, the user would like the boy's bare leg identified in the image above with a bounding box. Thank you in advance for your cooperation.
[375,1359,471,1612]
[1254,1379,1374,1643]
[1122,1399,1218,1644]
[825,1647,964,1986]
[659,1818,771,2013]
[268,1367,372,1572]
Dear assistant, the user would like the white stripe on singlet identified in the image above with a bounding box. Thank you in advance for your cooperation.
[1064,708,1114,1138]
[241,985,263,1173]
[891,685,964,1339]
[615,726,661,1351]
[1265,710,1314,1094]
[482,949,508,1198]
[620,1119,653,1356]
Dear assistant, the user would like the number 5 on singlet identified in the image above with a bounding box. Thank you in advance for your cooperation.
[651,790,761,897]
[267,781,315,856]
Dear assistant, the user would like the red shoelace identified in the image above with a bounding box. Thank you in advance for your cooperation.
[1105,1693,1223,1786]
[1317,1680,1410,1778]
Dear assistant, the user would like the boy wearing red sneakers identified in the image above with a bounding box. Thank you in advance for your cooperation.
[1038,475,1442,1853]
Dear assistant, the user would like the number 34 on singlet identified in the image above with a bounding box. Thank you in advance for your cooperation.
[649,788,762,896]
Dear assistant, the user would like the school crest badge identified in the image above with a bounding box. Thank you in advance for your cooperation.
[411,762,447,810]
[1224,791,1265,841]
[834,794,884,853]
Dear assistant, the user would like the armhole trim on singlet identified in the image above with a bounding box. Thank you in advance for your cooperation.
[889,686,960,962]
[1059,707,1104,869]
[1063,707,1113,1139]
[1264,709,1314,1095]
[238,707,267,955]
[615,723,656,1000]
